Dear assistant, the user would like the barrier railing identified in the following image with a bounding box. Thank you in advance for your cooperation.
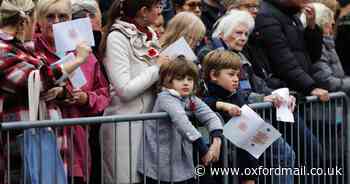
[0,92,348,184]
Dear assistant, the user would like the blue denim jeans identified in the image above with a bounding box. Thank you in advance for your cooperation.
[274,112,324,184]
[18,128,67,184]
[261,137,295,184]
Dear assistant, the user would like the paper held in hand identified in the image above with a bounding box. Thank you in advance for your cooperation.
[161,37,197,61]
[223,105,281,159]
[53,17,95,52]
[271,88,295,123]
[51,53,87,89]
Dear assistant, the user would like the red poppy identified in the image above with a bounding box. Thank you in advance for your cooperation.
[189,99,196,112]
[147,48,159,58]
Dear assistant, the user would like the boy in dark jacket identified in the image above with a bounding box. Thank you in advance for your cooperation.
[201,50,297,184]
[201,50,258,184]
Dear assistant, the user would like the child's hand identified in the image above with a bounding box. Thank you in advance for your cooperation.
[288,95,296,112]
[264,94,284,108]
[201,138,222,166]
[217,102,241,117]
[201,150,214,166]
[210,137,221,161]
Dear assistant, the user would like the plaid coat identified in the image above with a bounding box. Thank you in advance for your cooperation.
[0,30,65,183]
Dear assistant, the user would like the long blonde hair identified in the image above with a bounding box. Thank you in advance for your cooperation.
[160,12,206,49]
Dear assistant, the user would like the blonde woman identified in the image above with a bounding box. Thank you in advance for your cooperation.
[34,0,110,183]
[0,0,90,183]
[160,12,206,50]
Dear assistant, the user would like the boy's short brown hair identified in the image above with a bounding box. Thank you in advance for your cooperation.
[202,50,241,82]
[159,56,199,90]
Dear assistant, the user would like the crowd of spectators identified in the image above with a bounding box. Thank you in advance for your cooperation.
[1,0,349,183]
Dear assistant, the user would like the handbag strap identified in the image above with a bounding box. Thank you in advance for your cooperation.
[28,70,41,121]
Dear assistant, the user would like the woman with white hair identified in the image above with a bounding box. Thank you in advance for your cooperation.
[303,3,350,94]
[202,10,258,184]
[211,10,255,52]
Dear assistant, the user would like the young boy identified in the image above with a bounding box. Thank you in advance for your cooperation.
[201,50,296,184]
[201,50,258,184]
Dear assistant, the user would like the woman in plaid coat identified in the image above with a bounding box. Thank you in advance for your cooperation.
[0,0,91,183]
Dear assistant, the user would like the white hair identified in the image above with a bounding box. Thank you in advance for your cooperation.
[212,9,255,39]
[300,2,334,28]
[72,0,98,16]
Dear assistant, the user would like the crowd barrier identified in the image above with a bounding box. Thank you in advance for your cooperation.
[0,92,348,184]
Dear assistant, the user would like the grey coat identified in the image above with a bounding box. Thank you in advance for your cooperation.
[137,90,223,182]
[311,36,350,93]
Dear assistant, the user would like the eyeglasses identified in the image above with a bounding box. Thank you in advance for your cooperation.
[184,1,202,10]
[45,13,70,23]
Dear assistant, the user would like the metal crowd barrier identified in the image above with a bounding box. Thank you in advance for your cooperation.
[250,92,348,184]
[0,92,348,184]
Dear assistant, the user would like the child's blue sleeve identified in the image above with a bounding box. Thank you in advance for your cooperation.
[202,96,219,112]
[193,137,209,156]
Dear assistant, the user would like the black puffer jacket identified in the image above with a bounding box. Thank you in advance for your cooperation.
[254,0,323,94]
[336,13,350,75]
[242,32,288,90]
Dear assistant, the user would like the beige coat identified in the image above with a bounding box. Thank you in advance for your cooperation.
[101,20,160,184]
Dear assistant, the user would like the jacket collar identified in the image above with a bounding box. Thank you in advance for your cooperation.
[110,20,157,43]
[206,81,236,99]
[160,88,194,103]
[122,18,153,41]
[323,36,335,50]
[211,37,229,50]
[211,37,242,53]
